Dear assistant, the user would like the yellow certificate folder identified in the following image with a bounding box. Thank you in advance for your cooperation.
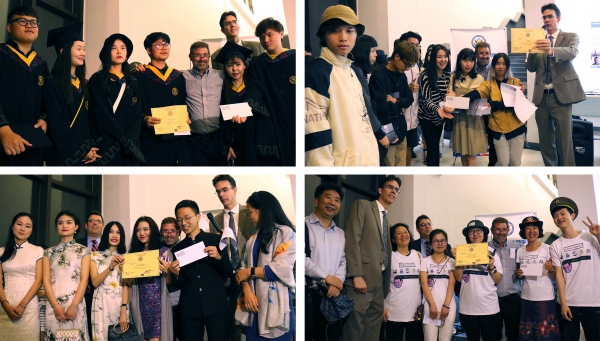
[455,243,489,266]
[122,250,160,279]
[511,28,546,53]
[151,105,191,135]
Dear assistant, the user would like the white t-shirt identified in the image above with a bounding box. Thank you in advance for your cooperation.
[420,255,456,317]
[384,250,422,322]
[458,246,503,316]
[550,232,600,306]
[516,243,555,301]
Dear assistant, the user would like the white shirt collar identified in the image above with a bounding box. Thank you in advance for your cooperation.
[376,199,386,213]
[225,203,240,215]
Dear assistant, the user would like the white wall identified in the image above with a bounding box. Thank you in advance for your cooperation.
[83,0,292,77]
[101,174,295,244]
[556,174,599,228]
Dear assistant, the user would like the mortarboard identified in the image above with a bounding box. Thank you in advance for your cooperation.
[214,41,253,66]
[47,22,83,55]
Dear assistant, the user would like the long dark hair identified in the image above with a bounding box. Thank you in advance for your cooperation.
[453,48,478,81]
[98,221,127,254]
[1,213,34,263]
[422,44,436,69]
[222,55,249,104]
[351,34,378,75]
[99,37,133,95]
[129,216,161,253]
[246,191,294,254]
[51,41,89,106]
[425,44,451,92]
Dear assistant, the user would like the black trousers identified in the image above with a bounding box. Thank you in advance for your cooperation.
[557,304,600,341]
[172,305,182,341]
[420,119,444,166]
[189,131,226,166]
[306,288,343,341]
[459,312,502,341]
[384,320,423,341]
[226,279,243,341]
[84,291,93,340]
[483,114,497,166]
[497,293,521,341]
[180,312,229,341]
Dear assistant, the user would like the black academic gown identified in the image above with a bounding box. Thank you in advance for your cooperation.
[137,65,191,166]
[88,71,145,166]
[44,76,97,166]
[0,40,49,166]
[220,85,256,166]
[245,50,296,166]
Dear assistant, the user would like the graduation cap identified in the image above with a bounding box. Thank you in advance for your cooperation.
[214,41,253,66]
[47,22,83,55]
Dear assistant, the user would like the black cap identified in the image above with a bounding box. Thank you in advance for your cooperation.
[519,216,544,239]
[213,41,253,66]
[99,33,133,61]
[550,197,578,218]
[462,219,490,236]
[47,23,83,55]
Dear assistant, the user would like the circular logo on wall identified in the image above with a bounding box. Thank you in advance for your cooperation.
[508,221,515,236]
[471,35,486,48]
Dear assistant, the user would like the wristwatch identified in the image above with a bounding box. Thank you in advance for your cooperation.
[250,267,256,279]
[488,266,497,275]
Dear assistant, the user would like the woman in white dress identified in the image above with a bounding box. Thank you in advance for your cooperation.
[0,212,44,340]
[43,210,91,341]
[90,221,129,341]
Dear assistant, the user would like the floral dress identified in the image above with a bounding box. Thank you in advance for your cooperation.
[44,240,90,341]
[91,250,128,341]
[0,242,44,341]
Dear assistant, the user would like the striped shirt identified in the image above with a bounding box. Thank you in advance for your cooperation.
[418,71,451,125]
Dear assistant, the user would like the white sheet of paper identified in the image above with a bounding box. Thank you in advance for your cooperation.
[219,226,238,251]
[220,103,253,121]
[510,248,516,258]
[423,314,445,326]
[521,262,543,276]
[514,89,538,123]
[174,241,207,267]
[500,83,520,107]
[445,96,470,110]
[467,98,491,116]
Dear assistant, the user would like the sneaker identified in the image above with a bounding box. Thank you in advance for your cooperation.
[411,150,417,158]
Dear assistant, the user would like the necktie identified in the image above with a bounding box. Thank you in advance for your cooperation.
[382,211,389,268]
[425,241,433,256]
[87,240,99,294]
[229,211,239,270]
[92,239,98,252]
[544,36,555,85]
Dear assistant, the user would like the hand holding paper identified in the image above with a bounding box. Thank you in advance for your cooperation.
[221,103,253,121]
[174,241,207,267]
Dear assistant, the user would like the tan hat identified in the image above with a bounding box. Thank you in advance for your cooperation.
[316,5,365,38]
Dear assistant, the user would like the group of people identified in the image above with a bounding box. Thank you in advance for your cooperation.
[306,177,600,341]
[0,175,296,341]
[0,6,296,167]
[305,3,585,167]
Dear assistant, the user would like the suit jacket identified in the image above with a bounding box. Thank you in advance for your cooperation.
[526,30,586,105]
[209,204,256,266]
[171,231,232,318]
[211,40,264,70]
[344,199,392,297]
[408,239,453,258]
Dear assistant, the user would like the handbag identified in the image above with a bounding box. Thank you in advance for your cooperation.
[315,280,354,323]
[55,321,82,341]
[107,323,142,341]
[413,304,425,321]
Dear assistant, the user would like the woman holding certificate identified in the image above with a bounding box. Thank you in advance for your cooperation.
[90,221,129,341]
[235,191,296,340]
[383,223,423,341]
[460,53,525,166]
[453,220,502,341]
[515,217,560,341]
[420,229,456,341]
[126,216,173,341]
[43,211,91,341]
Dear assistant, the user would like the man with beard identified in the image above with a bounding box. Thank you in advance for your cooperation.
[343,175,401,341]
[183,41,225,166]
[160,217,182,340]
[473,41,497,166]
[211,11,263,70]
[305,183,345,341]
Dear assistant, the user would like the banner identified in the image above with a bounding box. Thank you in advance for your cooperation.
[474,211,536,240]
[449,28,508,70]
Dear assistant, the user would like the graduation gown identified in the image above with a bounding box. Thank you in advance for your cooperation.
[88,71,145,166]
[137,65,191,166]
[220,84,256,166]
[43,76,97,166]
[245,50,296,166]
[0,40,49,166]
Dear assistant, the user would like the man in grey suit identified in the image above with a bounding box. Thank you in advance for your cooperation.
[342,175,401,341]
[208,174,256,341]
[526,3,586,166]
[212,11,264,70]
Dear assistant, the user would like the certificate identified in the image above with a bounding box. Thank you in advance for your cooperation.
[511,28,546,53]
[122,250,160,279]
[456,243,489,266]
[151,105,191,135]
[445,96,470,110]
[520,262,544,276]
[174,241,208,267]
[220,103,253,121]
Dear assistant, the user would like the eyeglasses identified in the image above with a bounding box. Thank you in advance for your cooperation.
[161,230,178,235]
[419,222,432,228]
[542,15,555,20]
[224,20,238,27]
[384,185,401,194]
[154,43,171,50]
[193,53,210,60]
[432,239,447,245]
[401,59,416,68]
[215,187,232,195]
[10,18,40,28]
[477,52,490,56]
[87,219,103,224]
[176,215,194,224]
[468,228,484,235]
